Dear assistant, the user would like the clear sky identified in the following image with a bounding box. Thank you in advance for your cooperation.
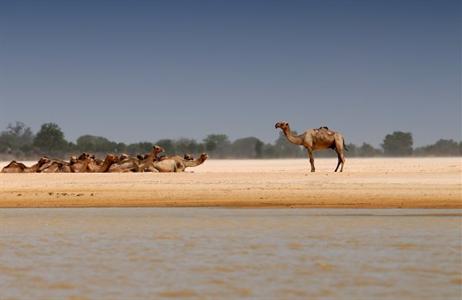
[0,0,460,146]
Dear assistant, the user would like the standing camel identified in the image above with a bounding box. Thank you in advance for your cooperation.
[275,121,347,172]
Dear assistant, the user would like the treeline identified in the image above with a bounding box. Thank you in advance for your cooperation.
[0,122,460,160]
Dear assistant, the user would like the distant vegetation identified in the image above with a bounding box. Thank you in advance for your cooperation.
[0,121,460,160]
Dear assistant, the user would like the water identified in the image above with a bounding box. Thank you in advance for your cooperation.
[0,208,461,300]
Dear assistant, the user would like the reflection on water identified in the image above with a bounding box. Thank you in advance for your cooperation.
[0,208,461,300]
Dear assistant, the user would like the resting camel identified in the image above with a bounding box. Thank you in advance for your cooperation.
[147,153,193,172]
[1,148,205,174]
[40,160,72,173]
[108,156,138,172]
[89,154,104,166]
[152,153,208,173]
[87,154,118,173]
[69,153,92,173]
[137,145,165,172]
[1,157,51,173]
[40,153,91,173]
[1,161,26,173]
[108,145,165,173]
[275,121,347,172]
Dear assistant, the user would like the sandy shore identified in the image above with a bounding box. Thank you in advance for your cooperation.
[0,158,460,208]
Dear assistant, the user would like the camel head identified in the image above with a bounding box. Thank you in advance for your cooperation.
[106,154,118,163]
[275,121,289,130]
[69,156,78,164]
[38,156,51,166]
[78,152,90,160]
[119,153,129,161]
[153,145,165,154]
[199,153,208,161]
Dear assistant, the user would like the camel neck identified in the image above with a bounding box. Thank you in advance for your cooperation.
[283,127,303,145]
[100,158,114,172]
[184,158,205,168]
[144,150,161,163]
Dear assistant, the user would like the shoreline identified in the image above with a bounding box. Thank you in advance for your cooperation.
[1,158,461,209]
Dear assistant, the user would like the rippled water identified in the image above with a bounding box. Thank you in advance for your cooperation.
[0,208,461,300]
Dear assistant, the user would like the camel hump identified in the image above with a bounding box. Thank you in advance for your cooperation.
[315,126,335,136]
[4,160,17,168]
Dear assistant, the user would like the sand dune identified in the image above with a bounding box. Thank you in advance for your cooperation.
[0,158,460,208]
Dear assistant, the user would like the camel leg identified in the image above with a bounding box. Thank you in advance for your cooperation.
[335,149,346,172]
[335,152,341,172]
[307,150,315,172]
[334,136,346,172]
[339,151,345,172]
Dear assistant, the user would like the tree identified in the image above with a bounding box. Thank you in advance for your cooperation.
[344,143,358,157]
[127,142,153,155]
[76,135,117,153]
[358,143,382,157]
[115,142,127,154]
[255,139,264,158]
[33,123,68,156]
[174,138,202,155]
[382,131,413,156]
[0,121,34,155]
[231,137,264,158]
[203,134,231,158]
[262,143,277,158]
[414,139,461,156]
[155,139,176,154]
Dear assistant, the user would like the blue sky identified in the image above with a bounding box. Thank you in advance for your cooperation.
[0,0,460,146]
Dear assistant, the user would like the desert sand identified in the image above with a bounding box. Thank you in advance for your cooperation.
[0,158,460,208]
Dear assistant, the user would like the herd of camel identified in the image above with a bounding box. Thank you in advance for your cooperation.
[1,145,208,173]
[1,121,347,173]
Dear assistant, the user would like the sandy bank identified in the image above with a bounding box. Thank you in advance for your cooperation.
[0,158,460,208]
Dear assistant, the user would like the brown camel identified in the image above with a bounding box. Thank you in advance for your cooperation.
[119,153,129,160]
[152,153,208,173]
[69,153,92,173]
[90,154,104,166]
[40,160,72,173]
[1,157,51,173]
[26,157,52,173]
[137,145,165,172]
[1,161,27,173]
[275,121,346,172]
[108,153,146,173]
[107,157,139,172]
[108,146,164,173]
[87,154,118,173]
[39,153,89,173]
[43,153,108,173]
